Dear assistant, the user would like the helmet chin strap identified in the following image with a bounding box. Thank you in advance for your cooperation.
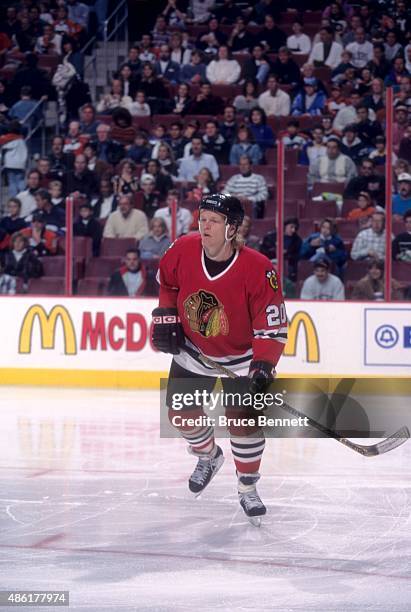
[225,223,236,242]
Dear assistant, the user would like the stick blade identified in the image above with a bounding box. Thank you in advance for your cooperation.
[364,426,410,457]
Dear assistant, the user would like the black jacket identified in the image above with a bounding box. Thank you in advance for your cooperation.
[2,249,43,281]
[65,169,99,198]
[91,139,125,166]
[0,216,27,235]
[73,217,102,256]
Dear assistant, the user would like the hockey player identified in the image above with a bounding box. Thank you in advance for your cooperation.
[151,193,287,524]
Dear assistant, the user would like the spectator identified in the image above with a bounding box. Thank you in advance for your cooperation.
[14,15,36,53]
[399,126,411,165]
[346,27,374,69]
[187,0,215,24]
[287,20,312,55]
[169,31,191,65]
[385,56,408,90]
[21,211,58,256]
[355,67,373,97]
[186,168,217,204]
[282,119,306,150]
[178,136,219,183]
[30,189,65,233]
[341,124,371,165]
[195,16,227,54]
[308,26,343,69]
[214,0,241,24]
[392,209,411,262]
[188,81,224,115]
[393,105,409,154]
[67,0,90,30]
[384,30,402,63]
[169,82,191,116]
[151,15,169,47]
[103,194,148,240]
[370,136,392,166]
[229,125,263,165]
[108,248,146,297]
[138,63,169,113]
[300,125,327,166]
[48,135,74,179]
[395,75,411,113]
[155,142,178,180]
[344,158,385,207]
[219,105,238,144]
[92,123,124,166]
[96,79,132,114]
[92,178,119,219]
[321,114,335,139]
[260,217,302,281]
[351,212,387,261]
[259,14,286,53]
[352,259,402,301]
[8,53,51,104]
[141,159,173,198]
[257,74,291,117]
[61,36,84,78]
[110,108,136,146]
[16,170,41,218]
[228,16,255,53]
[119,46,141,78]
[36,157,54,189]
[233,79,260,117]
[0,121,28,196]
[206,45,241,85]
[49,181,65,210]
[242,45,271,85]
[139,217,171,261]
[63,120,88,156]
[112,160,139,196]
[300,258,345,300]
[2,232,43,285]
[393,173,411,218]
[180,49,207,84]
[138,34,156,64]
[333,90,364,135]
[83,141,111,180]
[53,5,82,39]
[362,78,385,113]
[355,105,383,146]
[79,104,99,137]
[237,215,260,251]
[347,191,377,224]
[291,77,326,117]
[65,154,99,199]
[155,44,181,84]
[308,138,357,188]
[0,260,16,295]
[300,218,347,275]
[366,43,391,80]
[202,120,228,164]
[128,132,152,164]
[154,190,192,237]
[73,201,102,257]
[224,155,268,218]
[248,107,275,152]
[140,176,161,219]
[8,86,42,129]
[271,47,301,87]
[0,198,26,235]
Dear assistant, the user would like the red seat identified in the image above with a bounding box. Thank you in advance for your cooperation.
[392,261,411,282]
[284,182,307,200]
[152,114,183,130]
[253,217,276,237]
[38,54,59,71]
[132,116,151,132]
[335,220,360,239]
[305,200,338,218]
[77,278,108,296]
[341,199,359,216]
[100,238,138,257]
[312,182,345,197]
[297,260,317,281]
[298,219,316,237]
[85,257,122,278]
[73,236,93,260]
[209,84,236,100]
[185,115,215,127]
[291,54,309,67]
[219,165,238,182]
[39,256,65,277]
[345,260,370,281]
[27,278,65,295]
[285,166,308,183]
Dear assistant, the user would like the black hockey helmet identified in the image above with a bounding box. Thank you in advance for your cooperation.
[199,193,244,226]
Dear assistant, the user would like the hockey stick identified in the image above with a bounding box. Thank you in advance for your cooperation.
[182,344,410,457]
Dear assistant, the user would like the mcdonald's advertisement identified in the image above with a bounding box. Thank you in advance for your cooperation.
[0,298,409,387]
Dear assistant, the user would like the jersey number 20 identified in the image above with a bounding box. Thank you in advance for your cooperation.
[266,303,287,326]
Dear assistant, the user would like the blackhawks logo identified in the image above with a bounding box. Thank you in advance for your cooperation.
[184,290,229,337]
[266,270,278,291]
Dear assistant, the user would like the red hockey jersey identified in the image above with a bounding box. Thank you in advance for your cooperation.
[158,233,287,376]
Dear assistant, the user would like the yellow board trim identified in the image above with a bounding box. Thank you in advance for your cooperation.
[0,368,409,390]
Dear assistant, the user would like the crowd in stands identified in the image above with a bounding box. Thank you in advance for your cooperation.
[0,0,410,299]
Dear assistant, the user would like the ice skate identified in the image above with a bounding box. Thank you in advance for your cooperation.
[238,473,266,527]
[188,445,224,496]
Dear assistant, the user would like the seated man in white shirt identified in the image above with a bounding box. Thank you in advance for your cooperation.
[154,189,192,237]
[308,26,343,69]
[257,74,291,117]
[17,170,41,218]
[300,258,345,300]
[178,136,219,183]
[103,194,148,241]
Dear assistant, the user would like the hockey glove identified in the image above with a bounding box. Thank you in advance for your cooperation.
[248,360,276,394]
[152,307,184,355]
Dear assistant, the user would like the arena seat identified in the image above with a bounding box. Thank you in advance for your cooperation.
[335,220,360,239]
[312,182,346,197]
[39,256,66,277]
[345,260,370,281]
[100,238,137,257]
[77,278,108,296]
[392,261,411,282]
[253,218,276,237]
[85,257,122,278]
[132,116,152,132]
[27,278,65,295]
[341,200,359,216]
[305,200,338,218]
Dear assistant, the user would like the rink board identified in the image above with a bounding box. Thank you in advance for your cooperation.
[0,296,410,387]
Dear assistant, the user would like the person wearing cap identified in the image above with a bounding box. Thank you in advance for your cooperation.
[291,77,326,117]
[392,173,411,217]
[73,201,102,257]
[300,257,345,301]
[151,193,287,524]
[21,210,58,256]
[107,248,146,297]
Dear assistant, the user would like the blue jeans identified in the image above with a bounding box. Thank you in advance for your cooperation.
[7,169,25,197]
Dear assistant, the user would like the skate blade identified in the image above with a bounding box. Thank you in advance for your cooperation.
[248,516,262,527]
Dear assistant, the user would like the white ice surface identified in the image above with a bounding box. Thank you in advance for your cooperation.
[0,387,410,611]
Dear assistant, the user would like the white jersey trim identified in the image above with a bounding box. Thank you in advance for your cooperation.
[201,248,240,282]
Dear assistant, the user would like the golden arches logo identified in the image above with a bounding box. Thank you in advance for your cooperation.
[284,311,319,363]
[19,305,77,355]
